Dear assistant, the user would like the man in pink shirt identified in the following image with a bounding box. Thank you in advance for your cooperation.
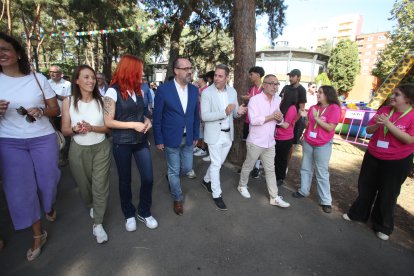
[237,74,290,208]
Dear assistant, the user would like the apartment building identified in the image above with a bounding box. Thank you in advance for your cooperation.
[356,32,390,75]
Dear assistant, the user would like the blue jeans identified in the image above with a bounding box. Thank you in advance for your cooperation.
[164,137,193,201]
[299,139,333,205]
[113,142,153,219]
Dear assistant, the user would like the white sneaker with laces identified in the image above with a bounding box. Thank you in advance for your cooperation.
[202,155,211,162]
[376,232,389,241]
[137,215,158,229]
[193,147,199,153]
[125,217,137,232]
[93,224,108,244]
[194,149,207,156]
[90,208,94,219]
[237,186,251,198]
[270,196,290,208]
[186,169,197,179]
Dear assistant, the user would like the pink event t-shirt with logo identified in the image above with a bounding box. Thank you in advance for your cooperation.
[304,104,341,146]
[275,105,297,141]
[368,106,414,160]
[245,85,263,124]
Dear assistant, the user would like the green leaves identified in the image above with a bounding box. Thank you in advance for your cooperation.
[327,39,360,94]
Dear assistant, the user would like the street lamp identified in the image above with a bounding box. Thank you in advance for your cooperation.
[29,35,39,71]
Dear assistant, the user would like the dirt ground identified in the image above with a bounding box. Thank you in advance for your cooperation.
[285,137,414,250]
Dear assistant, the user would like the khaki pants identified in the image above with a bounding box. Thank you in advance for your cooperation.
[69,139,111,224]
[239,142,278,199]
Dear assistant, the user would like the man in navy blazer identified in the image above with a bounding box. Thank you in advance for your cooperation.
[153,57,200,215]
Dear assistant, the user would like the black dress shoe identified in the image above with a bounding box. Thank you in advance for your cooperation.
[292,191,305,198]
[321,205,332,213]
[250,167,260,179]
[201,180,212,193]
[213,196,227,211]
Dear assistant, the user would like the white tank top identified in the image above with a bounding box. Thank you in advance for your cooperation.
[69,97,105,146]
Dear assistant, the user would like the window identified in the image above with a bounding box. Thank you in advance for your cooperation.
[376,43,385,48]
[366,45,372,48]
[365,51,371,56]
[378,35,386,40]
[367,37,373,41]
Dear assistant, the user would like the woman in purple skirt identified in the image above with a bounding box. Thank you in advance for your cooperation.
[0,32,60,261]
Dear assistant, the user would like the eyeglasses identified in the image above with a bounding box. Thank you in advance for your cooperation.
[49,71,60,74]
[16,106,36,123]
[264,82,280,86]
[175,67,193,72]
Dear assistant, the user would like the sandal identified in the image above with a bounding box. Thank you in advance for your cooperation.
[26,230,47,261]
[45,209,56,222]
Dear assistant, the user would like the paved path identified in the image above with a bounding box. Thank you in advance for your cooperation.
[0,139,413,275]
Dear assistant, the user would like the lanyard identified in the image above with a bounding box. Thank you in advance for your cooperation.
[383,107,413,136]
[313,106,328,130]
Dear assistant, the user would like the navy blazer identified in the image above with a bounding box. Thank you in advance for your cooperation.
[153,80,200,147]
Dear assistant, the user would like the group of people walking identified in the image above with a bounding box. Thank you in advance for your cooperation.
[0,31,413,262]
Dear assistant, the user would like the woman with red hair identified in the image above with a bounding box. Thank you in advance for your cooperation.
[104,55,157,232]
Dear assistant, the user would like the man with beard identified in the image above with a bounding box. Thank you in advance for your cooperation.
[153,58,200,216]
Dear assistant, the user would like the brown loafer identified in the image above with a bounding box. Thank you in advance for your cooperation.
[173,201,183,216]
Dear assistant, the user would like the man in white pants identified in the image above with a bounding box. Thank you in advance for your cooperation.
[237,74,290,208]
[201,64,247,210]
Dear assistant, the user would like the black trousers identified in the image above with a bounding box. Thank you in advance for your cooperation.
[275,139,293,180]
[293,117,305,144]
[348,150,412,235]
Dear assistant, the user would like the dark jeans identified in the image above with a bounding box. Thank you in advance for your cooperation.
[275,139,293,180]
[348,150,412,235]
[243,122,249,140]
[113,142,153,219]
[293,117,305,144]
[53,116,70,159]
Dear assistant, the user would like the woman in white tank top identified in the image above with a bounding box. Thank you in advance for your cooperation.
[61,65,111,244]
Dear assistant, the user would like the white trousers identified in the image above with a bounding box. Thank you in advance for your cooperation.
[203,131,232,198]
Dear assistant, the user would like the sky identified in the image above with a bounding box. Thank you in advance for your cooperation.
[256,0,397,49]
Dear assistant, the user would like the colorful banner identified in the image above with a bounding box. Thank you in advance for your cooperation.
[40,23,162,38]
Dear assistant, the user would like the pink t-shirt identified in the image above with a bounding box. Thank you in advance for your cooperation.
[368,106,414,160]
[275,105,297,141]
[245,85,263,123]
[304,104,341,146]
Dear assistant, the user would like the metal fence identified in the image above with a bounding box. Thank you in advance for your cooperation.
[334,108,377,147]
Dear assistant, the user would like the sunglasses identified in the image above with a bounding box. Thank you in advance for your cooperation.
[16,106,36,123]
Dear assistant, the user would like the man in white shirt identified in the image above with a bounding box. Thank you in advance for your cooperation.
[96,73,108,96]
[48,65,71,166]
[200,64,247,210]
[305,82,318,111]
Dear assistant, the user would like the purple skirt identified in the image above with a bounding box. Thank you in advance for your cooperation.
[0,133,60,230]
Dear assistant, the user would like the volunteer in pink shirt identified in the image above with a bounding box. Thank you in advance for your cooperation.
[343,84,414,241]
[237,74,290,208]
[292,86,341,214]
[274,89,298,187]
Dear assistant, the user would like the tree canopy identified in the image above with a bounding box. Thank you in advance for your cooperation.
[327,39,360,95]
[372,0,414,83]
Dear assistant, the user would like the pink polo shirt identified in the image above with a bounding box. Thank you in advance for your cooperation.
[304,104,341,146]
[247,92,281,148]
[275,105,297,141]
[367,106,414,160]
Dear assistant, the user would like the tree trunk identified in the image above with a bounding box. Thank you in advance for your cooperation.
[164,2,195,81]
[228,0,257,165]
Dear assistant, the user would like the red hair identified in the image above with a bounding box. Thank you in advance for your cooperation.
[110,55,143,100]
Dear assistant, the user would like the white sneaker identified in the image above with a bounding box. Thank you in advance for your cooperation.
[202,155,211,162]
[137,214,158,229]
[194,149,207,156]
[342,213,351,221]
[93,224,108,244]
[376,232,389,241]
[237,186,251,198]
[186,169,197,179]
[270,196,290,208]
[125,217,137,232]
[90,208,94,219]
[193,147,200,153]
